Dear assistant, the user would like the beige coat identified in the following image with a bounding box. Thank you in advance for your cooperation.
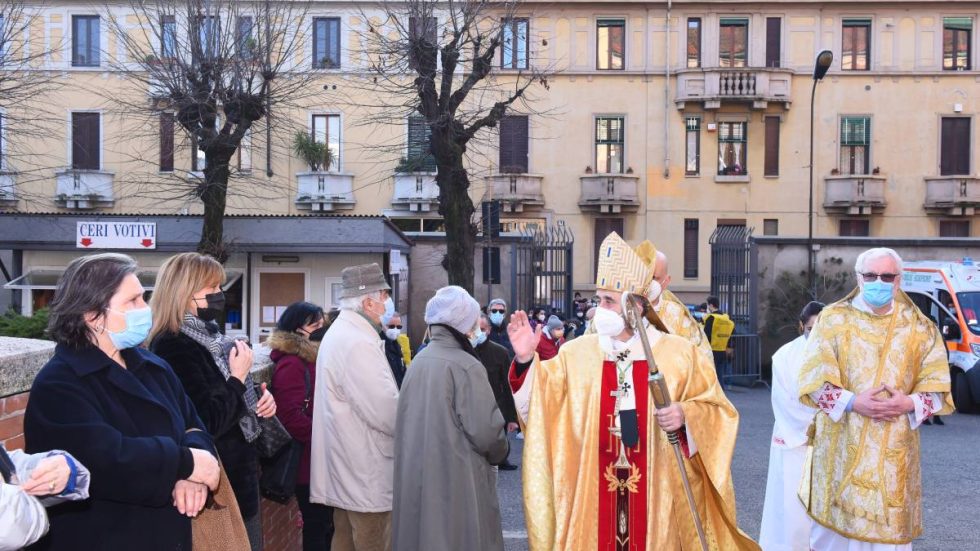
[310,309,400,512]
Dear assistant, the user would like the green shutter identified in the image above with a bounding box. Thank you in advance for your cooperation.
[720,18,748,26]
[840,117,870,146]
[843,19,872,27]
[944,17,973,31]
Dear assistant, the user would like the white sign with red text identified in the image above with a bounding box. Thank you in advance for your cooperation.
[76,221,157,249]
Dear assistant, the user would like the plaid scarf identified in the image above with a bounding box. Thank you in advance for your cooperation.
[180,315,261,442]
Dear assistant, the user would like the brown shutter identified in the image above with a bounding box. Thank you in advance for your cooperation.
[72,112,100,170]
[499,116,529,173]
[594,218,625,278]
[939,220,971,237]
[766,18,781,68]
[684,219,699,278]
[160,112,175,172]
[941,117,971,175]
[764,116,780,176]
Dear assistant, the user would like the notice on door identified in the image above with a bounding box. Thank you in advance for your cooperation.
[77,221,157,249]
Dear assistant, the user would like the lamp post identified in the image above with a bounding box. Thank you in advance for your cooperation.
[808,50,834,300]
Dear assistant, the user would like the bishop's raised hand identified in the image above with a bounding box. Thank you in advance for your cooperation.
[508,310,542,363]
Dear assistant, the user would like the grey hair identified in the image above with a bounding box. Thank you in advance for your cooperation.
[338,290,384,312]
[489,298,507,309]
[855,247,904,275]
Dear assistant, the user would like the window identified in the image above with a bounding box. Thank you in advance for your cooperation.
[940,117,971,175]
[391,217,446,233]
[766,17,781,68]
[161,15,177,59]
[685,117,700,175]
[191,135,206,172]
[72,15,100,67]
[313,17,341,68]
[944,18,972,70]
[195,16,219,59]
[940,220,970,237]
[597,19,625,70]
[842,19,871,71]
[719,19,748,68]
[839,219,870,237]
[409,16,438,71]
[499,115,529,173]
[683,219,699,278]
[483,247,501,284]
[764,116,780,176]
[840,116,870,175]
[502,18,529,69]
[236,16,254,58]
[239,129,251,172]
[687,18,701,68]
[159,112,174,172]
[312,114,341,171]
[71,112,100,170]
[406,115,435,172]
[595,116,625,174]
[594,218,625,277]
[717,121,747,176]
[763,219,779,235]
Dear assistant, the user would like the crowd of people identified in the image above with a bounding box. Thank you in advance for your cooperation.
[0,240,953,551]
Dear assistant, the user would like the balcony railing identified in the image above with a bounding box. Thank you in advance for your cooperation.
[391,172,439,212]
[823,175,887,215]
[295,171,356,212]
[924,176,980,216]
[675,68,794,110]
[485,173,545,213]
[578,174,640,214]
[55,169,115,209]
[0,171,16,208]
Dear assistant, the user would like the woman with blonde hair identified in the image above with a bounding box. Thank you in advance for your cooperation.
[148,252,277,551]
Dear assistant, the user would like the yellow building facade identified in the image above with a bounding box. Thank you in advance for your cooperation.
[1,1,978,302]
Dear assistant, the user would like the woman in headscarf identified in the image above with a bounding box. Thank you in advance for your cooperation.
[391,286,509,551]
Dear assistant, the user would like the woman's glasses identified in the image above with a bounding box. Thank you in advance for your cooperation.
[490,309,505,314]
[860,272,899,283]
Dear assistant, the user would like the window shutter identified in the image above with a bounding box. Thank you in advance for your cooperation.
[766,18,781,68]
[683,219,699,278]
[764,116,780,176]
[841,117,870,145]
[72,112,100,170]
[499,116,528,173]
[159,112,174,172]
[941,117,971,175]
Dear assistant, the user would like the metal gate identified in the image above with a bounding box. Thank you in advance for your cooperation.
[709,225,766,387]
[511,223,574,317]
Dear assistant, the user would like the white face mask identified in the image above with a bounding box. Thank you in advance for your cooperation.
[385,328,401,341]
[592,306,626,337]
[647,280,664,303]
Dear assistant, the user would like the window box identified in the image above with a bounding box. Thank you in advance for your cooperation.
[295,171,355,212]
[823,174,886,215]
[485,173,544,213]
[55,169,115,209]
[391,172,439,212]
[924,176,980,216]
[578,174,640,214]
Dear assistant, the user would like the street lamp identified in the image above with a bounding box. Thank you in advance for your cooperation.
[808,50,834,300]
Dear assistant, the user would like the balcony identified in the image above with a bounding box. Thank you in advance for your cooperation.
[0,172,16,208]
[486,173,545,213]
[55,169,115,209]
[924,177,980,216]
[294,171,355,212]
[578,174,640,214]
[823,175,887,215]
[391,172,439,212]
[675,68,794,110]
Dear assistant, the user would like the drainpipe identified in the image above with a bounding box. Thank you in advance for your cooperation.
[663,0,672,179]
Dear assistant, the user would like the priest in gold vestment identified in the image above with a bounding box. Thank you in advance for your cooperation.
[798,248,953,550]
[507,232,758,551]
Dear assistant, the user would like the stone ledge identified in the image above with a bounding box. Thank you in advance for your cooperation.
[0,336,274,397]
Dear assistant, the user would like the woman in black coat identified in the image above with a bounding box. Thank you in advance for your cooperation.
[24,253,220,550]
[148,253,277,551]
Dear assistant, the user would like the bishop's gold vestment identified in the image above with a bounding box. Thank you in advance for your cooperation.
[798,290,953,544]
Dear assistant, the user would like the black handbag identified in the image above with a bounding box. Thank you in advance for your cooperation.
[259,368,311,503]
[255,414,292,458]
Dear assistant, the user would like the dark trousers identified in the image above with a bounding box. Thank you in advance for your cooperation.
[295,484,334,551]
[713,351,731,387]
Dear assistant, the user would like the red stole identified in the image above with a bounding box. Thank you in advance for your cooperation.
[598,360,650,551]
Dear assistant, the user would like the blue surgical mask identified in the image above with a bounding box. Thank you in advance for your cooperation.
[862,280,894,309]
[470,328,487,348]
[107,306,153,350]
[489,312,505,326]
[384,297,395,320]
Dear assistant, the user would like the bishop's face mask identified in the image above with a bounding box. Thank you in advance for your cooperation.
[592,306,626,337]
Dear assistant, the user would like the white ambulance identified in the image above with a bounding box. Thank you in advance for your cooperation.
[902,259,980,412]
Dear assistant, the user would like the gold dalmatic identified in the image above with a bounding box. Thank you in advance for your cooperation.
[798,289,954,544]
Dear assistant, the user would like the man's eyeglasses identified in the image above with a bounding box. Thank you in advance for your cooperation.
[490,309,505,314]
[387,325,402,330]
[860,272,899,283]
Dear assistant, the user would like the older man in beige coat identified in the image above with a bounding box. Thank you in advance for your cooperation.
[312,263,400,551]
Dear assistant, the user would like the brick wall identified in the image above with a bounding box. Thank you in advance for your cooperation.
[0,391,29,451]
[262,495,303,550]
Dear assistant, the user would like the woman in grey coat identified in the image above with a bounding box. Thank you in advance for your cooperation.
[391,286,509,551]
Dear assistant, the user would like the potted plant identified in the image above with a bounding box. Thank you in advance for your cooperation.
[292,131,334,172]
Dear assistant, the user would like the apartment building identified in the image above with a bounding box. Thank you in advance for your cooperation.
[0,1,977,324]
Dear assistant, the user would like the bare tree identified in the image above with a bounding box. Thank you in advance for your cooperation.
[347,0,550,293]
[106,0,317,260]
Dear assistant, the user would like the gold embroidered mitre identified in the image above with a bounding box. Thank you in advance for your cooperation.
[595,232,653,294]
[634,240,660,299]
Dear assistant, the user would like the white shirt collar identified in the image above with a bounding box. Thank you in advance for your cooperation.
[852,293,894,316]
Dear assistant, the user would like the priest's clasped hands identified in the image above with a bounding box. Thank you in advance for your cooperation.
[852,384,915,422]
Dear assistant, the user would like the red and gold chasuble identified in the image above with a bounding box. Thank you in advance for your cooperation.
[598,359,649,551]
